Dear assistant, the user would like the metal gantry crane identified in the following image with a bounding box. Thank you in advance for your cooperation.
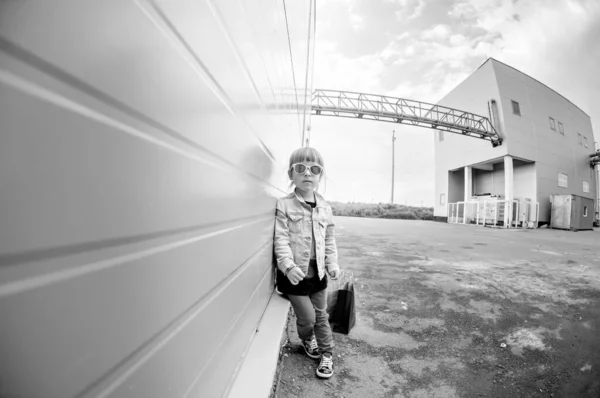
[311,89,503,147]
[590,150,600,167]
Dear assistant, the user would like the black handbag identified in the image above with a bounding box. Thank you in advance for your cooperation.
[326,271,356,334]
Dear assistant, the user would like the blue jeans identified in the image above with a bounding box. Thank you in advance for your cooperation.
[288,287,334,354]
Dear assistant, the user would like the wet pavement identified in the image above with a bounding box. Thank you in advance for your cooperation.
[271,217,600,398]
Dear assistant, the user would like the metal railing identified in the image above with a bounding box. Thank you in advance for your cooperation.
[311,89,503,146]
[448,200,539,228]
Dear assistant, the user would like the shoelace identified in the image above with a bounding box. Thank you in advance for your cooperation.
[307,338,318,351]
[320,355,333,368]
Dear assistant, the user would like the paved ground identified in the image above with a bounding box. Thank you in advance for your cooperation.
[271,217,600,398]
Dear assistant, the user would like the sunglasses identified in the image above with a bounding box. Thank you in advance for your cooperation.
[290,163,323,175]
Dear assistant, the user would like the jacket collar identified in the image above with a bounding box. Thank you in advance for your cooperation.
[293,189,325,208]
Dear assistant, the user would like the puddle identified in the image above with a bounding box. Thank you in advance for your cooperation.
[504,327,561,356]
[466,299,502,321]
[341,356,406,398]
[580,363,592,372]
[352,314,423,349]
[534,250,562,256]
[581,321,592,329]
[406,382,458,398]
[439,299,462,311]
[394,355,439,376]
[382,315,445,332]
[408,259,448,267]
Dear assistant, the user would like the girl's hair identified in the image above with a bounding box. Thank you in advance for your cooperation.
[288,146,325,169]
[287,147,327,193]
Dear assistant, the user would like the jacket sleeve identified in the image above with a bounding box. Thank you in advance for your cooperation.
[324,206,340,273]
[274,199,295,273]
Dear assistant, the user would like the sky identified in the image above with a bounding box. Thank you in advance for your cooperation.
[308,0,600,206]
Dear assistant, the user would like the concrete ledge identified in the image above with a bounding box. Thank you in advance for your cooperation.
[227,292,290,398]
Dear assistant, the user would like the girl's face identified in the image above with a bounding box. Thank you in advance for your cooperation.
[289,161,323,195]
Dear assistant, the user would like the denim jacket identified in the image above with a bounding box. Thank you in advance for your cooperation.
[274,190,340,280]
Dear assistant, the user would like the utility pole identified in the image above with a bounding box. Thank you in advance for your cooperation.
[391,130,396,204]
[303,125,311,147]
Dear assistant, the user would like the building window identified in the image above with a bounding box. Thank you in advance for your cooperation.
[558,173,568,188]
[558,122,564,135]
[584,136,588,148]
[439,131,444,142]
[511,100,521,116]
[583,181,590,193]
[440,193,446,206]
[583,206,588,217]
[578,133,583,145]
[549,117,556,130]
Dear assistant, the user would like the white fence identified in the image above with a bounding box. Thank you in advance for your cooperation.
[448,200,539,228]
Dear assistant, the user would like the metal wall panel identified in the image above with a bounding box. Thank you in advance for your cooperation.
[0,1,315,397]
[492,60,597,222]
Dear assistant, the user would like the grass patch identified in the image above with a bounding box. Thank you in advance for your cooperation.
[330,201,434,220]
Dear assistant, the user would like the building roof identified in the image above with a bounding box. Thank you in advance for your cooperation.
[477,57,590,118]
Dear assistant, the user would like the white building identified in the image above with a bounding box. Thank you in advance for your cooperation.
[434,58,598,227]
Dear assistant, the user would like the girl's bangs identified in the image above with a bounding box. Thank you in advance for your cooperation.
[289,147,324,167]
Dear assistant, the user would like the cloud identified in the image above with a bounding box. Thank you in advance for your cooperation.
[313,41,388,94]
[420,24,451,40]
[389,0,426,20]
[450,0,600,124]
[449,34,466,46]
[316,0,600,109]
[349,12,364,31]
[447,0,516,31]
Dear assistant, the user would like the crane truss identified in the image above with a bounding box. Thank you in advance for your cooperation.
[311,89,503,147]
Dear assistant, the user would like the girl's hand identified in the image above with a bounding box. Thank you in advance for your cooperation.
[287,267,306,285]
[329,269,340,280]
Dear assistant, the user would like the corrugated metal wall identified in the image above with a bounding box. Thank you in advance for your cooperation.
[0,1,314,397]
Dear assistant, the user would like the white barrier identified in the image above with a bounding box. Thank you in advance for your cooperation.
[448,200,539,228]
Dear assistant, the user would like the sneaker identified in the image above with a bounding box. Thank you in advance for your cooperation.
[316,352,334,378]
[302,336,321,359]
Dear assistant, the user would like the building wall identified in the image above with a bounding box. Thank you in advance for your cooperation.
[473,166,505,198]
[473,169,495,196]
[433,61,507,217]
[473,162,536,201]
[513,163,537,202]
[491,60,596,222]
[448,169,464,204]
[0,1,314,397]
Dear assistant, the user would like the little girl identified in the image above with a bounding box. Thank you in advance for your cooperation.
[274,146,340,379]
